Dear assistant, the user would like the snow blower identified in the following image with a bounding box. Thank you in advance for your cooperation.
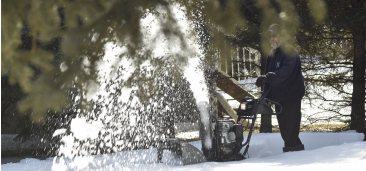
[157,88,281,165]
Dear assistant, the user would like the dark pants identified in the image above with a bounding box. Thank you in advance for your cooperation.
[276,99,303,147]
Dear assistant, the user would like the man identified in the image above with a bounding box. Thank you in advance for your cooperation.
[255,24,305,152]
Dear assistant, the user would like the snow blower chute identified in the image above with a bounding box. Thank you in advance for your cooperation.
[157,88,281,165]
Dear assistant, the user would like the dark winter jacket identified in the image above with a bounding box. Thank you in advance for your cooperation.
[263,45,305,103]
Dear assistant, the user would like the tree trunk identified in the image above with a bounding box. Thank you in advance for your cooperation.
[260,52,272,133]
[350,109,357,130]
[351,20,365,133]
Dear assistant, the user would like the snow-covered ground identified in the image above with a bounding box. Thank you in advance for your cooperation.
[2,131,364,170]
[3,4,364,171]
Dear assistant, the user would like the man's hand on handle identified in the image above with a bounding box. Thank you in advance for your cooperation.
[255,75,268,87]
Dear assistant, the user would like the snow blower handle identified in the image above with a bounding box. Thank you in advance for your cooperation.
[264,98,282,115]
[258,87,271,103]
[257,87,282,115]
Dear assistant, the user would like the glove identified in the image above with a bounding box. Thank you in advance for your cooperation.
[255,75,268,87]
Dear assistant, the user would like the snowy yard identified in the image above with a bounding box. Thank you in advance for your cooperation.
[2,131,365,171]
[2,3,365,171]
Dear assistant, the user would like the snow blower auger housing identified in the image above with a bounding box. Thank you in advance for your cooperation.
[156,88,281,165]
[157,138,207,165]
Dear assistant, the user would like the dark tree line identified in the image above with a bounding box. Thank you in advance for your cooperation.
[296,0,365,134]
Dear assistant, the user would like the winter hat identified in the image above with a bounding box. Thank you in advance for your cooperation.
[268,24,280,34]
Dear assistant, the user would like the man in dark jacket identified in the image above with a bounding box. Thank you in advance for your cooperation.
[255,24,305,152]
